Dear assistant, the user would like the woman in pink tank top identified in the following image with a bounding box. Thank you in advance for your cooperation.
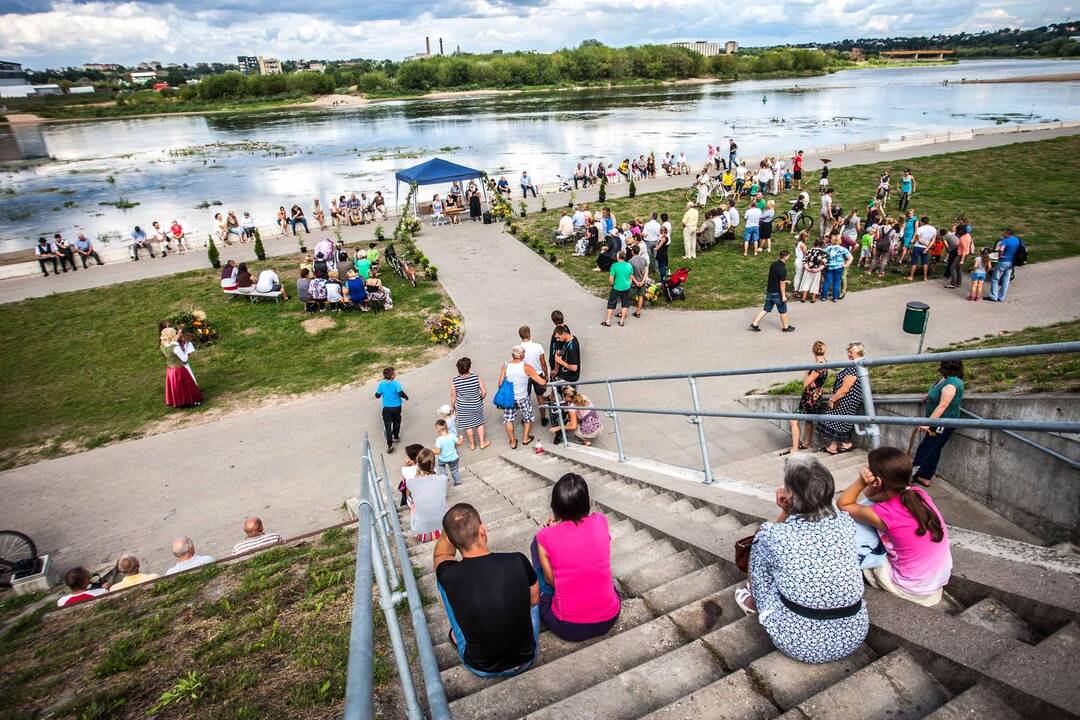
[839,446,952,606]
[531,474,621,641]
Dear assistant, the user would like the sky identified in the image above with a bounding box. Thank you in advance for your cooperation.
[0,0,1074,68]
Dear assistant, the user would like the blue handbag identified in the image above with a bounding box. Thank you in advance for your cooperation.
[493,366,516,409]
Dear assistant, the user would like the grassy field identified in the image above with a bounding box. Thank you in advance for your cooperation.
[517,135,1079,311]
[0,247,450,469]
[763,321,1080,396]
[0,528,404,719]
[6,95,316,121]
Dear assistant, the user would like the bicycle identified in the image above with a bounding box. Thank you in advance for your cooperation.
[0,530,40,589]
[775,208,815,234]
[684,181,735,205]
[384,244,417,288]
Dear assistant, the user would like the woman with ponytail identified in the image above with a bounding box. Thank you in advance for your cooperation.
[838,446,952,607]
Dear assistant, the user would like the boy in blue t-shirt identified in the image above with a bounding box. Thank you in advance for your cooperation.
[375,366,409,452]
[434,419,463,486]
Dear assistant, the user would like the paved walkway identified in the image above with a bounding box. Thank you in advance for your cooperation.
[2,128,1078,573]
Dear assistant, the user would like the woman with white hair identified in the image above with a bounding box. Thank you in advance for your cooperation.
[819,342,866,455]
[739,454,868,663]
[497,345,547,449]
[160,327,203,408]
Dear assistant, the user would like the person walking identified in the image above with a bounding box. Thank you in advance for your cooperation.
[906,216,936,282]
[912,361,965,487]
[602,251,633,327]
[450,357,490,451]
[498,346,547,448]
[898,169,916,211]
[680,203,699,260]
[376,366,409,453]
[987,229,1022,302]
[750,250,795,333]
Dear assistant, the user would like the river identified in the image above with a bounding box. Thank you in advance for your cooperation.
[1,58,1078,253]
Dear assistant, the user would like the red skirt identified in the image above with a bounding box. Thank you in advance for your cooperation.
[165,367,203,407]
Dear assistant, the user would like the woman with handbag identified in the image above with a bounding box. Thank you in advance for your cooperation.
[735,455,868,664]
[495,346,547,449]
[783,341,828,456]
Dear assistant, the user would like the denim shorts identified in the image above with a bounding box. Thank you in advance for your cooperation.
[910,247,928,266]
[743,226,760,244]
[763,292,787,314]
[971,271,986,281]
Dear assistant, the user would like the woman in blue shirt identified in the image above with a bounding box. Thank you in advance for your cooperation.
[822,236,851,302]
[899,169,916,211]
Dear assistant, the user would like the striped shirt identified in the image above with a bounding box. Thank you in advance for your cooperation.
[231,533,282,556]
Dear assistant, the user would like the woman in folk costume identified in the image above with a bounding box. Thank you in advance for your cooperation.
[160,327,203,408]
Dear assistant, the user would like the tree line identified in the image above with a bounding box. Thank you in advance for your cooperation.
[799,21,1080,57]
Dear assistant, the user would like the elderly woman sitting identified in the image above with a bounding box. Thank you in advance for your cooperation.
[739,455,869,664]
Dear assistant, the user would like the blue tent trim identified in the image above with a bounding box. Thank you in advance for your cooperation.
[394,157,483,185]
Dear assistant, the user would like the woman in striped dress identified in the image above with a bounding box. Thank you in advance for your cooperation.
[450,357,490,451]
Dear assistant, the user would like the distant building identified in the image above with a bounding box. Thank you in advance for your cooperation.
[257,57,283,75]
[152,82,169,91]
[32,84,61,95]
[81,63,122,72]
[307,62,326,72]
[130,71,158,84]
[0,85,34,98]
[185,78,202,85]
[237,56,260,75]
[69,86,96,95]
[0,60,26,87]
[671,41,722,57]
[725,41,738,54]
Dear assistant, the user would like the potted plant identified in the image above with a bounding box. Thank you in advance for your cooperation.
[254,233,266,260]
[518,199,527,218]
[374,225,385,241]
[598,175,607,203]
[568,191,575,209]
[207,235,220,269]
[629,177,637,198]
[540,196,547,212]
[426,264,438,280]
[548,251,557,263]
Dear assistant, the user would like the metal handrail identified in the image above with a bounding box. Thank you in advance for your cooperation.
[547,341,1080,485]
[343,435,451,720]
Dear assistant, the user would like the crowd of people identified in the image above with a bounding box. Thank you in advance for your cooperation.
[56,517,283,608]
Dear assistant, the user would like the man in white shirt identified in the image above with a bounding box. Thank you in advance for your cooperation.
[571,206,586,228]
[558,212,574,238]
[255,267,287,298]
[643,212,662,271]
[907,216,937,282]
[517,326,550,426]
[148,221,168,257]
[165,536,215,575]
[743,204,763,257]
[726,204,740,232]
[232,517,283,555]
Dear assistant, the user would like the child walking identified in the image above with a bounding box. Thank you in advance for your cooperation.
[438,404,460,443]
[435,419,463,486]
[968,248,991,301]
[398,443,424,507]
[375,366,408,453]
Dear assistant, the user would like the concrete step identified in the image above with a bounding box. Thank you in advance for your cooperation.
[609,518,637,540]
[958,597,1042,645]
[447,616,687,720]
[408,516,537,558]
[611,527,655,555]
[922,684,1024,720]
[524,639,725,720]
[746,645,877,711]
[668,498,697,514]
[712,512,745,532]
[784,648,950,720]
[687,505,722,525]
[650,492,677,507]
[642,565,736,616]
[619,549,704,597]
[700,615,776,672]
[440,598,655,700]
[666,585,743,639]
[641,668,779,720]
[1035,621,1079,660]
[612,538,679,578]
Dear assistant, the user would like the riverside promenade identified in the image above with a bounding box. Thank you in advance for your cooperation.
[1,126,1077,572]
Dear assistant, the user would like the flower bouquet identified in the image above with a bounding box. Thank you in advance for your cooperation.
[424,306,463,347]
[169,308,219,345]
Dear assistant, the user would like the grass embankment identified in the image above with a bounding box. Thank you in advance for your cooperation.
[763,321,1080,396]
[18,95,315,121]
[518,135,1080,311]
[0,245,449,469]
[0,527,405,719]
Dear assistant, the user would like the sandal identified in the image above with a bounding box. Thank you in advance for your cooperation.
[479,442,492,450]
[618,320,625,327]
[523,435,535,445]
[601,321,611,327]
[734,587,757,615]
[798,442,810,450]
[632,312,641,318]
[779,449,792,456]
[509,439,518,450]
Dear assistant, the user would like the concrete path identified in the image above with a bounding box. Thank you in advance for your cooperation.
[2,128,1078,574]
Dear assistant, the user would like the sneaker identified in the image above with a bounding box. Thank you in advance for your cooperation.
[540,417,549,427]
[749,324,761,332]
[387,444,395,454]
[782,325,796,332]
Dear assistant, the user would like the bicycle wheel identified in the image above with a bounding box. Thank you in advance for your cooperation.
[796,215,814,232]
[685,187,697,204]
[0,531,37,568]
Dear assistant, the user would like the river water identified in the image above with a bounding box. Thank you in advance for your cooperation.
[1,58,1078,253]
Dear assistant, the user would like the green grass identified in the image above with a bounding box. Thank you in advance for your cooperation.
[762,321,1080,396]
[0,244,450,469]
[23,95,315,120]
[0,530,401,720]
[518,135,1080,311]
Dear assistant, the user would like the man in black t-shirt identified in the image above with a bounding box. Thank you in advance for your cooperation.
[434,503,539,677]
[551,325,580,383]
[750,250,795,333]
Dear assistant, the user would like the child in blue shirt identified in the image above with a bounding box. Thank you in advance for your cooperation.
[375,366,408,452]
[434,419,463,486]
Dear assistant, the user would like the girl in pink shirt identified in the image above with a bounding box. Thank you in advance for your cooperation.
[532,474,620,641]
[838,446,952,607]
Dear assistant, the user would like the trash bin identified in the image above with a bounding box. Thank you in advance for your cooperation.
[903,301,929,335]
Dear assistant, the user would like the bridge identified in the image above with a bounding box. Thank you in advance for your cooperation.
[879,49,956,61]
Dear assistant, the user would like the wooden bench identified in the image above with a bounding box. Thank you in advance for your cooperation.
[224,288,284,304]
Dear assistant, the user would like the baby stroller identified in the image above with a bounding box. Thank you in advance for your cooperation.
[555,175,574,193]
[662,267,690,301]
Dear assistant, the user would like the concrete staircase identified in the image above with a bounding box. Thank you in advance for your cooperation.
[395,445,1080,719]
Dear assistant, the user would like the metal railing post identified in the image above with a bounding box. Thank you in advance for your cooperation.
[553,386,568,446]
[688,375,715,485]
[855,359,881,450]
[367,471,400,590]
[343,456,375,720]
[606,381,625,462]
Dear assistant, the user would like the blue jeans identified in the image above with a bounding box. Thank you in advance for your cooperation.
[437,582,540,678]
[988,261,1013,301]
[823,267,843,300]
[291,217,310,233]
[438,458,460,486]
[913,427,954,482]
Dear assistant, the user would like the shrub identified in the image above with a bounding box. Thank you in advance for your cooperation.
[374,226,385,240]
[253,233,266,261]
[548,252,557,262]
[426,264,438,280]
[207,235,220,268]
[598,176,607,203]
[629,178,637,198]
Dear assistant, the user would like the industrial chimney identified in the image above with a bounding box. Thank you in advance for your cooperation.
[439,38,444,56]
[426,36,431,56]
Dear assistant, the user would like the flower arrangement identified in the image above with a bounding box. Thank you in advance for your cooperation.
[424,306,463,346]
[169,308,219,345]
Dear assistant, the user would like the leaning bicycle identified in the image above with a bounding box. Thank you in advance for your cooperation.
[0,530,40,589]
[384,244,417,288]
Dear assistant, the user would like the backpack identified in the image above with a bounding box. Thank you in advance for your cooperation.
[1012,241,1028,267]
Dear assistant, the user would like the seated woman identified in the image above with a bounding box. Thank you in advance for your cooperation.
[742,455,868,664]
[432,194,446,226]
[325,270,344,311]
[406,448,448,542]
[532,474,620,641]
[344,269,369,311]
[297,268,317,312]
[550,386,602,446]
[235,262,254,293]
[838,447,952,607]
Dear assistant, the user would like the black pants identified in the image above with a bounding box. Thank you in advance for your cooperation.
[59,253,77,272]
[899,192,910,211]
[381,406,402,446]
[79,251,103,267]
[913,428,954,481]
[39,257,59,276]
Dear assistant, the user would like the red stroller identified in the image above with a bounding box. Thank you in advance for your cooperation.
[663,267,690,301]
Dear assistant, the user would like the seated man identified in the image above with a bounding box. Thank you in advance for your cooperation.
[434,503,539,678]
[373,191,388,220]
[557,212,575,240]
[57,566,108,607]
[131,225,155,260]
[255,266,289,299]
[110,554,160,591]
[165,536,215,575]
[232,517,282,555]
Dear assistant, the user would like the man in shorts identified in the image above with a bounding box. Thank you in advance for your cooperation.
[517,326,550,426]
[602,250,633,327]
[792,150,804,191]
[907,216,937,282]
[750,250,795,332]
[628,243,649,319]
